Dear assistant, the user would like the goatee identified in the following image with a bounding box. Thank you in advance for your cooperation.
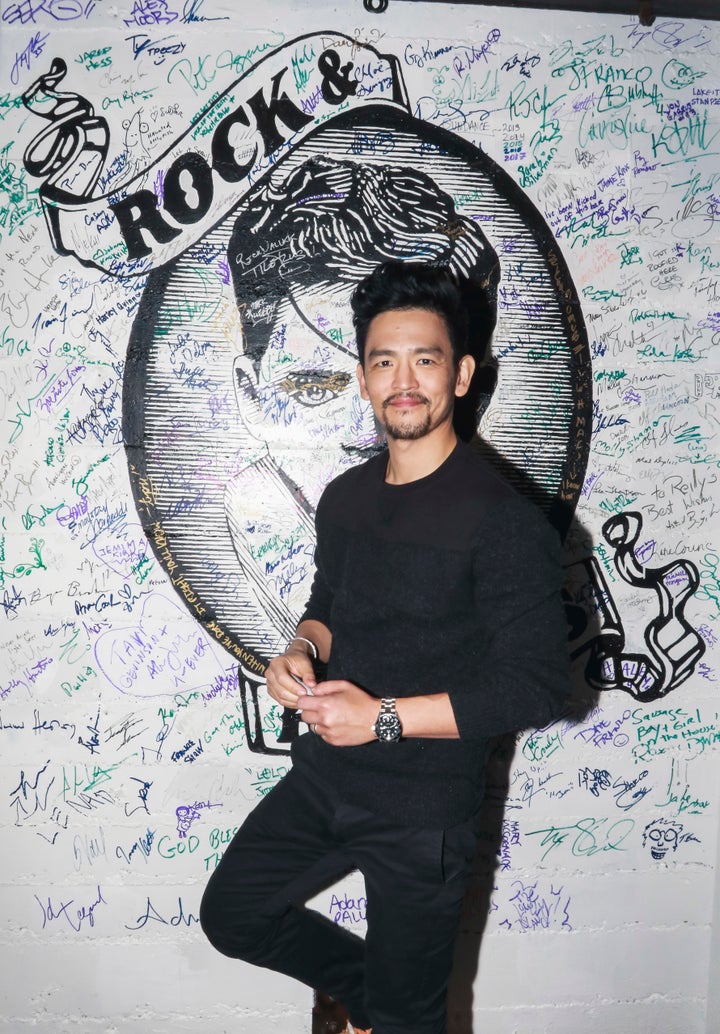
[384,414,432,440]
[381,393,431,441]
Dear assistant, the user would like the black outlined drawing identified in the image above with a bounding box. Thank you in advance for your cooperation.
[564,511,705,703]
[642,817,699,860]
[22,58,109,217]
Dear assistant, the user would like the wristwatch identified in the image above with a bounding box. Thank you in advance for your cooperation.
[373,698,402,743]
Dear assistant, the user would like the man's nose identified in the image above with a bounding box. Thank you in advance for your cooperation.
[392,358,419,390]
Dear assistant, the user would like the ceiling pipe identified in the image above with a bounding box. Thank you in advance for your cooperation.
[362,0,720,21]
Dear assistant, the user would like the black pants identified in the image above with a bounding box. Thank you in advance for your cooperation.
[200,763,479,1034]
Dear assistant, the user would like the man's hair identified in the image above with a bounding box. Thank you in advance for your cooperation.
[350,261,471,366]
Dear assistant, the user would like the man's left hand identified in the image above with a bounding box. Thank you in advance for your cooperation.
[297,680,379,746]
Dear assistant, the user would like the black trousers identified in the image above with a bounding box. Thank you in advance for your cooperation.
[200,763,480,1034]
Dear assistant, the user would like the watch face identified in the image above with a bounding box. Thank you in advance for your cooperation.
[375,712,402,742]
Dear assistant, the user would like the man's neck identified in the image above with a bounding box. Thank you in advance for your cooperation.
[384,427,458,485]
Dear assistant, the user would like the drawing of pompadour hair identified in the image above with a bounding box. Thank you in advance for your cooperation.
[227,154,501,438]
[228,155,499,356]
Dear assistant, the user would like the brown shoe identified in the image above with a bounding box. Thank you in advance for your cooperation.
[312,991,349,1034]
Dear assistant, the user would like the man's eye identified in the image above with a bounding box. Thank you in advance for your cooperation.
[280,371,352,407]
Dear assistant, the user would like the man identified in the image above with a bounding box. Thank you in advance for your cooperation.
[200,261,569,1034]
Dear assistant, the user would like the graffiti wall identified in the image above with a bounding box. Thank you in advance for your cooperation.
[1,1,719,1031]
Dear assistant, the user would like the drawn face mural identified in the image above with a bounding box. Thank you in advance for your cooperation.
[224,288,381,647]
[232,290,378,504]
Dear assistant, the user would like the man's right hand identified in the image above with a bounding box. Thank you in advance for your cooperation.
[266,649,317,711]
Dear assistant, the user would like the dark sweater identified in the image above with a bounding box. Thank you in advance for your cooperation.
[293,441,569,827]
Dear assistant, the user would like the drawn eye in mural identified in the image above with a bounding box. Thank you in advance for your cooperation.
[564,510,705,704]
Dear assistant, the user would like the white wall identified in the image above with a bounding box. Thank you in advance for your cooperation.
[1,2,719,1031]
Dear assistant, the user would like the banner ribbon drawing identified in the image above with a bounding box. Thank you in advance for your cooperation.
[22,32,410,277]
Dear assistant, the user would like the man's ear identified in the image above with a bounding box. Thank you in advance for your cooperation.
[356,362,369,401]
[454,354,476,398]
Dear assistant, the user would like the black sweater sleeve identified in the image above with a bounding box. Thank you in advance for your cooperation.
[299,563,333,628]
[448,497,570,740]
[298,494,333,628]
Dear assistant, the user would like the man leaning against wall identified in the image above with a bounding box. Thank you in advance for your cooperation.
[200,260,570,1034]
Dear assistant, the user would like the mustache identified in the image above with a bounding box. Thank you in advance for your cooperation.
[382,392,430,408]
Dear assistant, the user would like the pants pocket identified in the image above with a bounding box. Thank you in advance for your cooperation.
[441,815,480,883]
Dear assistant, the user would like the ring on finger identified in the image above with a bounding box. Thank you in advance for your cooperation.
[312,723,318,735]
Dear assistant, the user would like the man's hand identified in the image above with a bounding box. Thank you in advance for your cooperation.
[298,680,379,747]
[265,649,317,711]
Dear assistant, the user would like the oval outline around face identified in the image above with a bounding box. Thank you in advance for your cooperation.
[123,105,590,669]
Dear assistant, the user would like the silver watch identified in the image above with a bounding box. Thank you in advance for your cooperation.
[373,698,402,743]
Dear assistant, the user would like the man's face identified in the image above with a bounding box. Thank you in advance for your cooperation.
[356,308,474,442]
